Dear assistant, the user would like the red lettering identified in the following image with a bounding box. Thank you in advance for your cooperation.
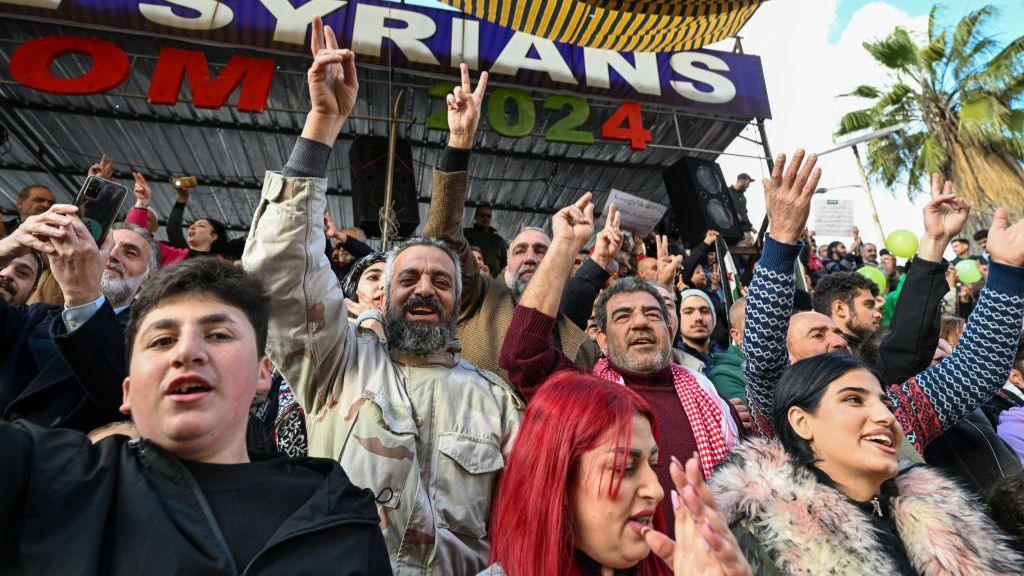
[148,48,275,113]
[9,36,129,95]
[600,102,652,151]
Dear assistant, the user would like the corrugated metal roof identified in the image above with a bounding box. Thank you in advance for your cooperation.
[0,17,752,243]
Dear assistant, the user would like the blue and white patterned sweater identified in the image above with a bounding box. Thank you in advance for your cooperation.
[743,236,1024,452]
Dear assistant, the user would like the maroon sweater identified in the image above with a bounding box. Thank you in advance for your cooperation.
[500,305,743,533]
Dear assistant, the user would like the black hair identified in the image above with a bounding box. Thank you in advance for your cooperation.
[973,229,989,242]
[773,353,873,467]
[124,258,269,362]
[342,252,386,300]
[952,237,970,245]
[200,218,230,255]
[812,272,879,316]
[826,241,844,261]
[793,288,813,312]
[594,276,669,332]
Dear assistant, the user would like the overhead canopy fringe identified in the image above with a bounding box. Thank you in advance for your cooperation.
[438,0,763,52]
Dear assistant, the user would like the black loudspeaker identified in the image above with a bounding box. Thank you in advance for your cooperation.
[349,135,419,237]
[662,157,744,246]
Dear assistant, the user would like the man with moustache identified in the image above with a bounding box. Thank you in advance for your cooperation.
[499,194,743,536]
[0,203,159,432]
[242,21,520,574]
[2,184,56,237]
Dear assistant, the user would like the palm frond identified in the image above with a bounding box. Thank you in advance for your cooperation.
[958,92,1011,141]
[952,6,995,54]
[836,108,875,136]
[978,35,1024,80]
[921,34,948,71]
[878,83,914,109]
[920,133,949,174]
[864,28,920,71]
[928,4,941,41]
[841,85,881,99]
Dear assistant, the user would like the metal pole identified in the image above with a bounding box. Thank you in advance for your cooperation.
[851,144,886,242]
[380,88,404,251]
[754,118,774,247]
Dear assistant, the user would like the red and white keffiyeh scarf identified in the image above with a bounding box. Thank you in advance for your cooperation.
[593,358,739,477]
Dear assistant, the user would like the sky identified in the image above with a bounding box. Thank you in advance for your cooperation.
[711,0,1024,257]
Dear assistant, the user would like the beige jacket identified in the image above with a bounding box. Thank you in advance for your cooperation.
[242,172,523,576]
[423,170,591,381]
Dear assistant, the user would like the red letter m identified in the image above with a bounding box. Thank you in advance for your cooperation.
[148,48,275,112]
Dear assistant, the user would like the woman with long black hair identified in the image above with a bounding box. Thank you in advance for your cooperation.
[711,353,1022,575]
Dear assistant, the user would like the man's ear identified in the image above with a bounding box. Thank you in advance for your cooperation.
[120,377,132,415]
[596,330,610,357]
[830,299,847,320]
[1009,368,1024,391]
[257,356,273,395]
[787,406,814,441]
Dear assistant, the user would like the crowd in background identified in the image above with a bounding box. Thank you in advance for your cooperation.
[2,17,1024,576]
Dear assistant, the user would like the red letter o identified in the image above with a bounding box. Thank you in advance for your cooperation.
[10,35,129,95]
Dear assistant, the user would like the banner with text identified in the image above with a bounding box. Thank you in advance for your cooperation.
[0,0,771,118]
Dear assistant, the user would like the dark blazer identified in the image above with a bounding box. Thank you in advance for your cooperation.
[1,298,128,432]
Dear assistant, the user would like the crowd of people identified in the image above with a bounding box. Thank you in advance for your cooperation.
[2,17,1024,575]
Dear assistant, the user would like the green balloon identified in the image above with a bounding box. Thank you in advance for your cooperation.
[885,229,919,258]
[955,259,983,283]
[857,266,887,293]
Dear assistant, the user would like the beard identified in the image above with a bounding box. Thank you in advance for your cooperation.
[506,265,537,299]
[0,276,22,304]
[383,294,456,356]
[101,266,148,309]
[607,328,671,374]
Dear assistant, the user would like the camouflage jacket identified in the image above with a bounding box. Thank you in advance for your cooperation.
[243,172,523,575]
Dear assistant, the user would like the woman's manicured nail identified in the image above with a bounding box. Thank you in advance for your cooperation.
[671,490,681,511]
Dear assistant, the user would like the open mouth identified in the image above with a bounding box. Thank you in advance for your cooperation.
[862,433,896,454]
[627,510,656,536]
[407,306,438,317]
[166,376,213,399]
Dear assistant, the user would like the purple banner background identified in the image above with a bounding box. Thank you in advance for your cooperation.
[0,0,771,118]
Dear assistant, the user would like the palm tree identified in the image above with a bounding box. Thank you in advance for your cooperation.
[836,5,1024,227]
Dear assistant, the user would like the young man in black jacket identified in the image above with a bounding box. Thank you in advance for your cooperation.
[0,258,391,575]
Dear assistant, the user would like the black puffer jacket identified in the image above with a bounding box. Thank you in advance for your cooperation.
[0,421,392,575]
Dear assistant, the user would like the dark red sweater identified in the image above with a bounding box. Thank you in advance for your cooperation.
[500,305,743,533]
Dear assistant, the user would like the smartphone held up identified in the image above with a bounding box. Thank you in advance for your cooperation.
[74,176,129,244]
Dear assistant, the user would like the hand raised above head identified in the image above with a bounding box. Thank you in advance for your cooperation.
[88,154,114,180]
[551,192,595,250]
[763,149,821,245]
[132,172,152,208]
[46,215,114,307]
[302,15,359,148]
[922,173,970,241]
[986,208,1024,267]
[592,203,623,274]
[447,63,488,150]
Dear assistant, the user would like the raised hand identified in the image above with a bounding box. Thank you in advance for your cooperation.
[656,234,683,288]
[132,172,152,209]
[591,203,623,274]
[986,208,1024,267]
[324,212,345,241]
[922,174,970,240]
[763,150,822,245]
[46,215,115,307]
[551,193,595,250]
[643,456,752,576]
[302,15,359,147]
[703,229,720,246]
[447,63,488,149]
[0,204,78,257]
[88,154,114,179]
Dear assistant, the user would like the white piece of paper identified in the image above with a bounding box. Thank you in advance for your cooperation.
[604,188,668,239]
[813,198,856,237]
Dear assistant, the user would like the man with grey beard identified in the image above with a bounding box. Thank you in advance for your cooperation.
[242,27,520,573]
[0,206,159,432]
[499,193,744,536]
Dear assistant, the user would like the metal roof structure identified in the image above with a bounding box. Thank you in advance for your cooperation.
[0,17,767,244]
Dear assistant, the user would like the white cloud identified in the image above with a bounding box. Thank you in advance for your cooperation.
[712,1,941,257]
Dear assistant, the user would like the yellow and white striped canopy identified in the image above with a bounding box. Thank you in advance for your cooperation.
[438,0,763,52]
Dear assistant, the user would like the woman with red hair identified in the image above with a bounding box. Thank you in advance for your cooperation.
[482,372,749,576]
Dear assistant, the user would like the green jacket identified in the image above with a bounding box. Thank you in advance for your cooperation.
[708,345,747,404]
